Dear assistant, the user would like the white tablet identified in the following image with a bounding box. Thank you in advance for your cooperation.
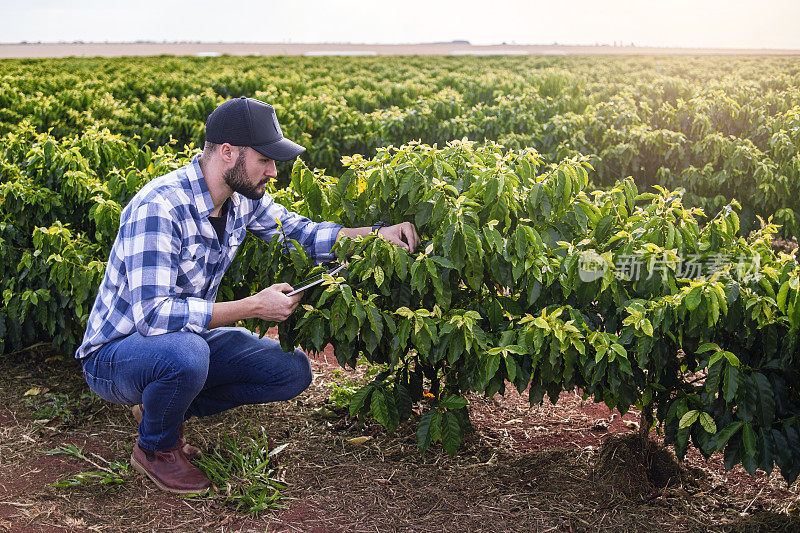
[286,264,346,296]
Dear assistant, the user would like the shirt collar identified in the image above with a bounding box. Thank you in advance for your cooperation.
[187,155,240,218]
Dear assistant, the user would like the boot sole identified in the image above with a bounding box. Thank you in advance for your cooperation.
[130,454,211,495]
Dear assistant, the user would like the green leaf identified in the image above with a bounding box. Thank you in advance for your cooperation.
[331,295,347,331]
[723,362,739,403]
[484,353,502,383]
[309,319,325,352]
[616,355,633,376]
[426,259,444,298]
[708,291,720,325]
[696,342,720,354]
[417,410,434,452]
[394,383,413,421]
[429,409,442,444]
[742,423,757,458]
[753,372,775,426]
[384,390,400,433]
[396,250,409,279]
[723,351,740,368]
[527,278,542,306]
[370,388,389,428]
[593,215,614,244]
[349,385,373,417]
[439,394,467,410]
[415,202,434,228]
[679,409,699,429]
[487,299,503,330]
[504,354,518,382]
[344,314,359,342]
[776,281,790,313]
[715,422,742,451]
[441,411,462,456]
[483,178,500,205]
[685,287,702,311]
[698,412,717,434]
[533,317,550,330]
[431,256,456,269]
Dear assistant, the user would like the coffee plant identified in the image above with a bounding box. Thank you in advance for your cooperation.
[247,140,800,483]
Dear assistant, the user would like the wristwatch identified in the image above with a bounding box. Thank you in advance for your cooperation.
[371,221,388,234]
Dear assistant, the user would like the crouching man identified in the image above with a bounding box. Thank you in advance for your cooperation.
[75,97,419,493]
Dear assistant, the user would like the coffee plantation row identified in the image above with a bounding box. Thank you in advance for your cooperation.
[2,55,799,235]
[1,56,799,483]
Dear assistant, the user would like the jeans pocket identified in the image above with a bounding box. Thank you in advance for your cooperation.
[82,367,132,405]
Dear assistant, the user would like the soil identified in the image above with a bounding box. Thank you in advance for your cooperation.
[1,336,799,533]
[2,43,800,59]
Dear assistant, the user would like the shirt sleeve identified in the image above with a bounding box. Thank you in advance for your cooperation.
[246,194,343,262]
[121,202,213,336]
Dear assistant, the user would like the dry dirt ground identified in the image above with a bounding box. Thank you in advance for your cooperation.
[2,43,800,59]
[1,335,799,533]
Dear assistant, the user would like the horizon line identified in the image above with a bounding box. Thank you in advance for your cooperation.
[2,41,800,52]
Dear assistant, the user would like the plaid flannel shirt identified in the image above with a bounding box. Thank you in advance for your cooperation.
[75,155,342,359]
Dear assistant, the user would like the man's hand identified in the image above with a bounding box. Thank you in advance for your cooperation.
[377,222,420,253]
[247,283,302,322]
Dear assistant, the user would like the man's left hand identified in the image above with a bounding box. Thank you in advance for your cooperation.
[377,222,420,253]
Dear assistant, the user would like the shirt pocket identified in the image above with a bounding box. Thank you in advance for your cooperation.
[178,243,209,290]
[226,228,247,259]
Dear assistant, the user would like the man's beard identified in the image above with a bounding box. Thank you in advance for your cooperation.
[223,150,266,200]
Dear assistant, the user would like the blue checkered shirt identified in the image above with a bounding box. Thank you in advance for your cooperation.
[75,155,342,359]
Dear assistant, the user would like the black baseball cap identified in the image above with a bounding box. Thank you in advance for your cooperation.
[205,97,305,161]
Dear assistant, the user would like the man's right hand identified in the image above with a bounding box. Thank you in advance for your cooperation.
[248,283,302,322]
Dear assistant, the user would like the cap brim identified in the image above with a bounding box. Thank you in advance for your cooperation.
[252,138,306,162]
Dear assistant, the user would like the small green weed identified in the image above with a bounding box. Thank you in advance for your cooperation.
[357,356,389,381]
[25,391,101,426]
[326,369,360,409]
[325,360,389,410]
[46,443,130,488]
[191,426,288,516]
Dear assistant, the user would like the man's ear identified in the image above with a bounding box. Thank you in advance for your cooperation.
[219,143,236,163]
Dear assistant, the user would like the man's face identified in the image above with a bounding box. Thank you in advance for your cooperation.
[222,147,277,200]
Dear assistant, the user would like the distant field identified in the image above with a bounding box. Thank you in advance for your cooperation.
[2,41,800,58]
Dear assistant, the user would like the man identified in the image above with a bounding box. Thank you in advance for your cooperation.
[76,97,419,494]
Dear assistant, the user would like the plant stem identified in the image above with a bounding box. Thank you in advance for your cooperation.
[639,401,654,439]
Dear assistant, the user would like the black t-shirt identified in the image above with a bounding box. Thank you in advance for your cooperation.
[208,198,230,242]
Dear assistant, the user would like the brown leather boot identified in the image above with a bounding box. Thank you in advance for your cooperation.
[131,404,202,461]
[130,441,211,494]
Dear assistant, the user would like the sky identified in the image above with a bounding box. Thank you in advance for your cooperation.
[2,0,799,50]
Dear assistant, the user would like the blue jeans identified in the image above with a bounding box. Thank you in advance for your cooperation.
[80,327,312,452]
